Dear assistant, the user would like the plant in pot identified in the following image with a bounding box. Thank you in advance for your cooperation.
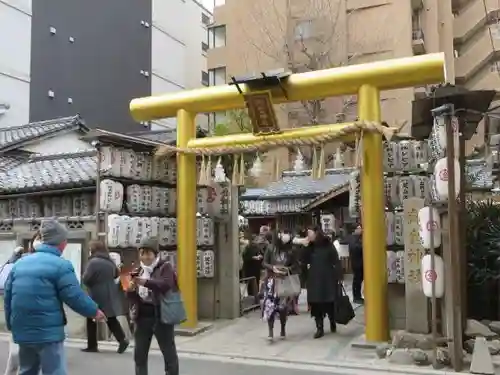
[465,199,500,320]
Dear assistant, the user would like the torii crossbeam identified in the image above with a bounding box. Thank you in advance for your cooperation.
[130,53,446,342]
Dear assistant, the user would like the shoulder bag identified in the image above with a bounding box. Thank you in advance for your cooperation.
[335,282,355,325]
[159,270,187,325]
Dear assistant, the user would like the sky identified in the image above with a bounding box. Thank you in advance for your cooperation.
[199,0,215,12]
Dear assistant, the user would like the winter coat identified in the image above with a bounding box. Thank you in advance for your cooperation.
[242,242,262,279]
[302,237,342,304]
[126,260,176,321]
[82,252,125,317]
[345,234,363,269]
[4,243,98,344]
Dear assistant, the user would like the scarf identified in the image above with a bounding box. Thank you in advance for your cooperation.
[138,257,160,300]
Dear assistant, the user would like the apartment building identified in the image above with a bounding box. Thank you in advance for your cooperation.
[0,0,212,133]
[207,0,500,182]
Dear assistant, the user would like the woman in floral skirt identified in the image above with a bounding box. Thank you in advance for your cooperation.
[261,230,298,341]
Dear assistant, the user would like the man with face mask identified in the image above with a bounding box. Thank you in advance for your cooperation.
[4,219,105,375]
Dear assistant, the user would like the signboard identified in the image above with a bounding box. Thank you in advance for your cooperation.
[403,197,429,333]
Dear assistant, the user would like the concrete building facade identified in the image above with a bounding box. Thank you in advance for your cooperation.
[208,0,500,183]
[0,0,211,133]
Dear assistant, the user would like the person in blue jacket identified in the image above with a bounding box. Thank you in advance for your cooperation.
[4,219,106,375]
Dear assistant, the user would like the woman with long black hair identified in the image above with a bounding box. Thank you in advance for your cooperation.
[302,226,342,339]
[261,230,298,341]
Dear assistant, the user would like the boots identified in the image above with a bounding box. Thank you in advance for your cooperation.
[314,317,324,339]
[279,315,287,339]
[267,319,274,342]
[327,313,337,333]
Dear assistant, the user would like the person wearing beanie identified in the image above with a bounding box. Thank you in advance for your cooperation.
[127,237,179,375]
[4,219,105,375]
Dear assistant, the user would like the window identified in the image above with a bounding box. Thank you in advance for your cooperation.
[294,20,313,40]
[208,25,226,48]
[202,71,209,86]
[202,41,209,53]
[202,13,210,25]
[208,67,226,86]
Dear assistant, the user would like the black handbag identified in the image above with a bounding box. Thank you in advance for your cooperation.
[335,282,355,325]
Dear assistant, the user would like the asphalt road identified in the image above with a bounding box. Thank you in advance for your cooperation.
[0,340,359,375]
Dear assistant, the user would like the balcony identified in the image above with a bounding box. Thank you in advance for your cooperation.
[454,0,500,43]
[412,29,426,55]
[455,27,500,81]
[411,0,423,11]
[462,62,500,98]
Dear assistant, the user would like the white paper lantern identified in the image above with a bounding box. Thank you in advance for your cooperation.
[421,254,444,298]
[434,157,460,201]
[387,251,398,283]
[196,250,204,278]
[418,207,441,249]
[118,215,131,248]
[203,250,215,278]
[398,176,414,203]
[412,175,430,202]
[398,141,416,171]
[384,176,400,208]
[395,250,405,284]
[394,212,405,246]
[383,142,399,171]
[109,252,122,267]
[107,214,121,248]
[412,140,429,167]
[385,211,395,246]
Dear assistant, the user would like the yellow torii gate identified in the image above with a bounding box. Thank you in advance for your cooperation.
[130,53,446,342]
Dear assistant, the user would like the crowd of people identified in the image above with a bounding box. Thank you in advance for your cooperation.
[0,218,364,375]
[239,223,364,341]
[0,219,179,375]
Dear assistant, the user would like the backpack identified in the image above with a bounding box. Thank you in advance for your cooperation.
[0,262,14,292]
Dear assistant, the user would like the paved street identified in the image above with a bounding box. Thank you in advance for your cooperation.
[0,339,456,375]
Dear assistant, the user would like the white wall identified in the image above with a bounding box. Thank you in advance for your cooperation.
[151,0,210,131]
[0,0,31,129]
[21,131,94,154]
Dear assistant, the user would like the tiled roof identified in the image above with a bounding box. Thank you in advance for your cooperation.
[0,151,97,192]
[241,188,267,200]
[0,115,87,152]
[258,168,353,199]
[130,130,177,144]
[0,154,30,171]
[466,159,493,189]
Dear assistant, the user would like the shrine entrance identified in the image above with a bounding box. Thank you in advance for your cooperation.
[129,53,446,342]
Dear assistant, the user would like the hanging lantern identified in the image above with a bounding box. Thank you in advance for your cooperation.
[387,251,397,283]
[395,250,405,284]
[385,211,395,246]
[250,154,263,178]
[418,206,441,249]
[421,254,445,298]
[293,149,305,172]
[433,157,460,201]
[213,157,226,183]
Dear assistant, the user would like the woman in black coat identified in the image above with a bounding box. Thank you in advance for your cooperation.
[302,226,342,339]
[82,240,129,353]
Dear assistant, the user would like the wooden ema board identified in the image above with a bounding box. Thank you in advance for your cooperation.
[403,197,429,333]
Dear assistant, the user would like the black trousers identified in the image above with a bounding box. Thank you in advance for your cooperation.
[352,263,364,299]
[86,316,126,349]
[134,316,179,375]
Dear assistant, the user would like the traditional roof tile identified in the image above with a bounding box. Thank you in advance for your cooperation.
[0,115,87,152]
[258,168,353,199]
[0,151,97,192]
